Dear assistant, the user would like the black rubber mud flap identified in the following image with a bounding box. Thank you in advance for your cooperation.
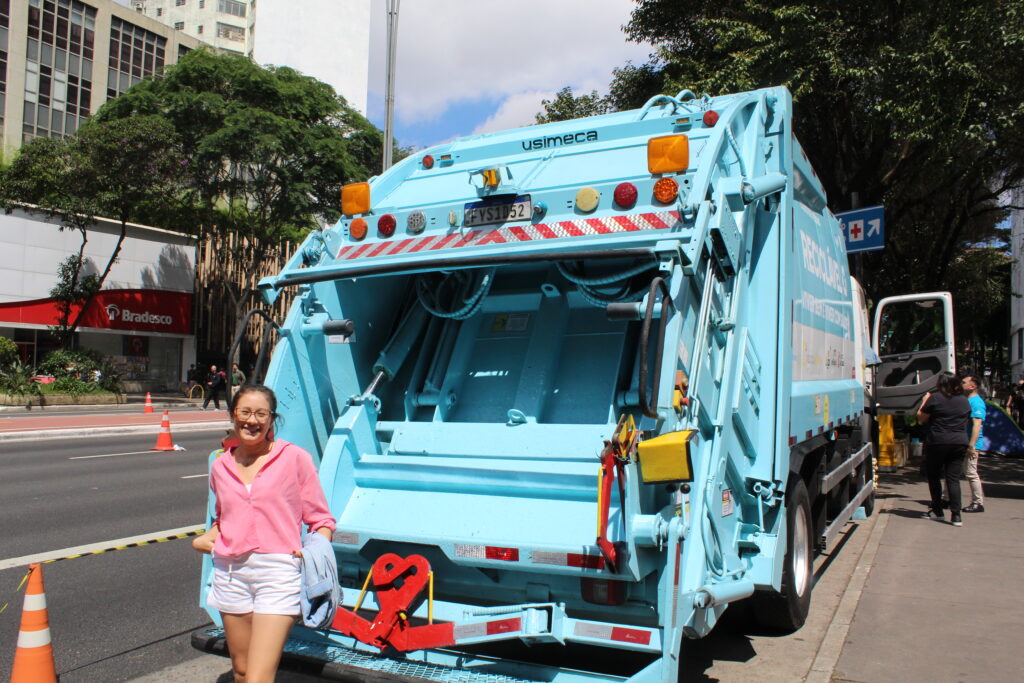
[751,478,813,632]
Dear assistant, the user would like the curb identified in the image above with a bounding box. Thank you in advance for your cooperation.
[805,484,892,682]
[0,421,231,443]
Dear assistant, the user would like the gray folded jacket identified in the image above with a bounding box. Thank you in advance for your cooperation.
[299,531,340,629]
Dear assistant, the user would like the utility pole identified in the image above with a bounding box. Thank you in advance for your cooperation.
[383,0,400,171]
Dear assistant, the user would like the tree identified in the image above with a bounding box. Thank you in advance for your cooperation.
[615,0,1024,305]
[535,87,613,124]
[93,49,383,352]
[0,117,183,346]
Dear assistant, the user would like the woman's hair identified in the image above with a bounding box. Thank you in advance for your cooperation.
[936,372,962,398]
[229,383,279,419]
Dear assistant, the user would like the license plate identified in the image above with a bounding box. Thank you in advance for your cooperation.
[464,195,532,228]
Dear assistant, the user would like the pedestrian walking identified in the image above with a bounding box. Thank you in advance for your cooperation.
[192,385,336,683]
[961,373,987,513]
[202,364,226,410]
[231,362,247,399]
[917,372,970,527]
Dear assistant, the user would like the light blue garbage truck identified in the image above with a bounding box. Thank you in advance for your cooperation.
[194,85,947,681]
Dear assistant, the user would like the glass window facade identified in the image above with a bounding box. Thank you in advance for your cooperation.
[216,22,244,42]
[107,16,166,100]
[24,0,95,141]
[1,0,9,130]
[218,0,246,18]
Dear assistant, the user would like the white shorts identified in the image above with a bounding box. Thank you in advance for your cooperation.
[207,551,302,615]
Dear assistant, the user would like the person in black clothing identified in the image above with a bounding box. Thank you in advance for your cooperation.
[917,372,970,526]
[202,364,227,410]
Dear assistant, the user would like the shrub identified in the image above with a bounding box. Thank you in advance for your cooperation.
[51,375,92,397]
[0,361,41,397]
[37,349,100,379]
[0,336,18,370]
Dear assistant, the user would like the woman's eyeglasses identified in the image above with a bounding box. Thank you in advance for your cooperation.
[235,408,271,422]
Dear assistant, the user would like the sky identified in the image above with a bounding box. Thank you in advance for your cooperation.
[365,0,653,150]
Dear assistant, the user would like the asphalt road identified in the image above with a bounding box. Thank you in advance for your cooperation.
[0,430,223,681]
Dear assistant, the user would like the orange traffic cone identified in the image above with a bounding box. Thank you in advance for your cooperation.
[10,564,57,683]
[153,410,175,451]
[143,392,154,414]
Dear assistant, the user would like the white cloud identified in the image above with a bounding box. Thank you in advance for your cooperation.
[469,90,553,136]
[369,0,651,126]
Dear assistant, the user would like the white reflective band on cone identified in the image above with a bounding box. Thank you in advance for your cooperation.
[17,627,51,648]
[22,593,46,611]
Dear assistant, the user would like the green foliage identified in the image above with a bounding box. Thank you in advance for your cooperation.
[0,336,18,370]
[37,348,100,379]
[0,361,40,398]
[48,255,101,348]
[616,0,1024,303]
[93,49,384,331]
[51,375,93,397]
[535,87,614,124]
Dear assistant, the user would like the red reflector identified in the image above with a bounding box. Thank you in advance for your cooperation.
[485,546,519,562]
[702,110,719,126]
[613,182,638,209]
[567,553,605,569]
[580,578,626,605]
[610,626,651,645]
[378,214,396,237]
[486,617,521,635]
[422,154,434,169]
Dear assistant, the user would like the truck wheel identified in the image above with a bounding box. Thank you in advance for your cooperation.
[860,447,875,517]
[752,478,813,632]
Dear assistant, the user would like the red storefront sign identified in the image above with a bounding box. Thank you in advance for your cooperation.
[0,289,192,335]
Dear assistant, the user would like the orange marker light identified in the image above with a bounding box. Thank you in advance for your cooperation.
[482,169,500,187]
[647,135,689,174]
[653,177,679,204]
[349,218,368,240]
[341,182,370,216]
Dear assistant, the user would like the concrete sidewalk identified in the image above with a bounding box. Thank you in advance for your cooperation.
[832,454,1023,682]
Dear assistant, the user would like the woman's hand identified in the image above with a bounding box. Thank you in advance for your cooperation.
[192,526,218,554]
[294,527,334,558]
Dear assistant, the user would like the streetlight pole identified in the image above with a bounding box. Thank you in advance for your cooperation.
[383,0,400,171]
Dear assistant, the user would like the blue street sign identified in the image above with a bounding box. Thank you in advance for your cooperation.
[836,205,884,253]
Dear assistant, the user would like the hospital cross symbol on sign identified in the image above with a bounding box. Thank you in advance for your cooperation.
[836,205,885,254]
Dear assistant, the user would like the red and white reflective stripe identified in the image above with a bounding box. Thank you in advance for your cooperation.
[453,544,520,562]
[453,617,522,641]
[573,621,652,645]
[336,210,681,260]
[531,550,605,569]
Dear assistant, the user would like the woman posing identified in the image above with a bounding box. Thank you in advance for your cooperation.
[193,385,336,682]
[916,372,970,527]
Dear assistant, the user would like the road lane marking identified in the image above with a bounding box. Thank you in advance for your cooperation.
[181,474,207,479]
[0,525,205,571]
[69,450,161,460]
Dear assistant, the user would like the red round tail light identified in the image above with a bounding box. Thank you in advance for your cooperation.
[422,155,434,170]
[702,110,719,126]
[613,182,638,209]
[378,214,396,237]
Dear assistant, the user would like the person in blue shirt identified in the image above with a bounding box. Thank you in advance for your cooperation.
[961,374,986,512]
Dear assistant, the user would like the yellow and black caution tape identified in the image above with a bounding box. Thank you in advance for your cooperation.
[0,568,32,615]
[38,528,206,566]
[0,528,205,614]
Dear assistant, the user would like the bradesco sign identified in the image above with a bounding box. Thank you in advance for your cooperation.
[0,289,192,335]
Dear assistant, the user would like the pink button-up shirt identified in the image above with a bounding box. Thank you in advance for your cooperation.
[211,440,336,556]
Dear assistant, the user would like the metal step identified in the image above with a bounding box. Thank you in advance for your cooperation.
[193,627,620,683]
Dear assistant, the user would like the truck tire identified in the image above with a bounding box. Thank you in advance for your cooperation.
[752,478,813,632]
[860,445,875,517]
